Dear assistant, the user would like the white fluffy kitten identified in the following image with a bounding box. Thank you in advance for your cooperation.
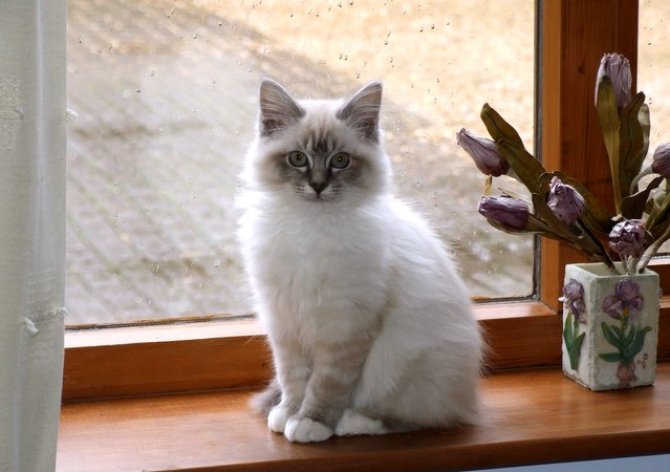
[238,80,482,443]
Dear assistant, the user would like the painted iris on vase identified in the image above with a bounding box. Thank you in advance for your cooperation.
[561,279,586,370]
[599,279,652,387]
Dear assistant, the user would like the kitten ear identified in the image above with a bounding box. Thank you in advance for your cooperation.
[259,79,304,137]
[337,81,382,142]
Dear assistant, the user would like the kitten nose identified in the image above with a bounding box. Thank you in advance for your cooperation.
[310,181,327,194]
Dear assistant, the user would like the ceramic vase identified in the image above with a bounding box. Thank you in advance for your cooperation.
[561,262,659,390]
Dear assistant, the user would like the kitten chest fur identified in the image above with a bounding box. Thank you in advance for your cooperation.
[245,196,391,350]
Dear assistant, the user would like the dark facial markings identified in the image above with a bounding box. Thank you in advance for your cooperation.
[278,128,355,197]
[281,151,336,196]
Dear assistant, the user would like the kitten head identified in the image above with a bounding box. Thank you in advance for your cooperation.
[244,80,391,203]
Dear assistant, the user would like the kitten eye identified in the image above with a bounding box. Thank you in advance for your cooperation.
[286,151,308,168]
[330,152,351,169]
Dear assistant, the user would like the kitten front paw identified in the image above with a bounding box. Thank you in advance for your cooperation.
[284,416,333,443]
[267,405,293,433]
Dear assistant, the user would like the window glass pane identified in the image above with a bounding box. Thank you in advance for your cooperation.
[66,0,535,326]
[639,0,670,255]
[640,0,669,165]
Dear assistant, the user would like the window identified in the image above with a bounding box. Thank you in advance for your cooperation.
[639,0,670,163]
[638,0,670,258]
[64,2,668,402]
[66,0,535,327]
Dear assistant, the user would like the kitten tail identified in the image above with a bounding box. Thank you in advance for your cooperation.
[250,378,281,417]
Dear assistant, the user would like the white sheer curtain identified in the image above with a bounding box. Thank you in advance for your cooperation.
[0,1,66,471]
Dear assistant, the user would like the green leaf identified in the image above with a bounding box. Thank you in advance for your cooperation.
[563,314,585,370]
[599,352,623,363]
[563,314,574,339]
[564,313,573,332]
[611,324,624,339]
[619,93,649,198]
[497,138,545,194]
[623,325,653,363]
[601,322,624,352]
[595,76,622,210]
[638,102,651,178]
[621,175,664,220]
[647,190,670,231]
[480,103,525,148]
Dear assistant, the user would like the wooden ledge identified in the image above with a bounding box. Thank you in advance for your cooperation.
[57,363,670,472]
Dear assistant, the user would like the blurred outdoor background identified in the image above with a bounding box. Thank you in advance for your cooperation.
[65,0,668,326]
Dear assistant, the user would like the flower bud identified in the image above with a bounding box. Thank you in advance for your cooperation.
[478,196,530,232]
[608,219,646,258]
[595,53,632,110]
[457,128,509,177]
[546,177,585,225]
[651,143,670,179]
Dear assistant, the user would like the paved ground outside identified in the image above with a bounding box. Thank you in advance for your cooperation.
[65,0,670,326]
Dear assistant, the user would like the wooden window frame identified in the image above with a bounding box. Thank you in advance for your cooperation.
[62,0,670,403]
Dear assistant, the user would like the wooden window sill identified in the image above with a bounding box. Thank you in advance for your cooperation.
[61,301,560,401]
[57,363,670,472]
[61,300,670,402]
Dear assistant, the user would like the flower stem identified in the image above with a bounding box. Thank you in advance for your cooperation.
[622,311,629,337]
[483,176,493,196]
[639,222,670,273]
[563,312,584,370]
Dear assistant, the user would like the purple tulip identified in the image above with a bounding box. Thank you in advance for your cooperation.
[457,128,509,177]
[651,143,670,179]
[595,53,632,110]
[608,219,646,258]
[602,278,645,321]
[560,279,586,323]
[478,196,530,232]
[546,177,586,225]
